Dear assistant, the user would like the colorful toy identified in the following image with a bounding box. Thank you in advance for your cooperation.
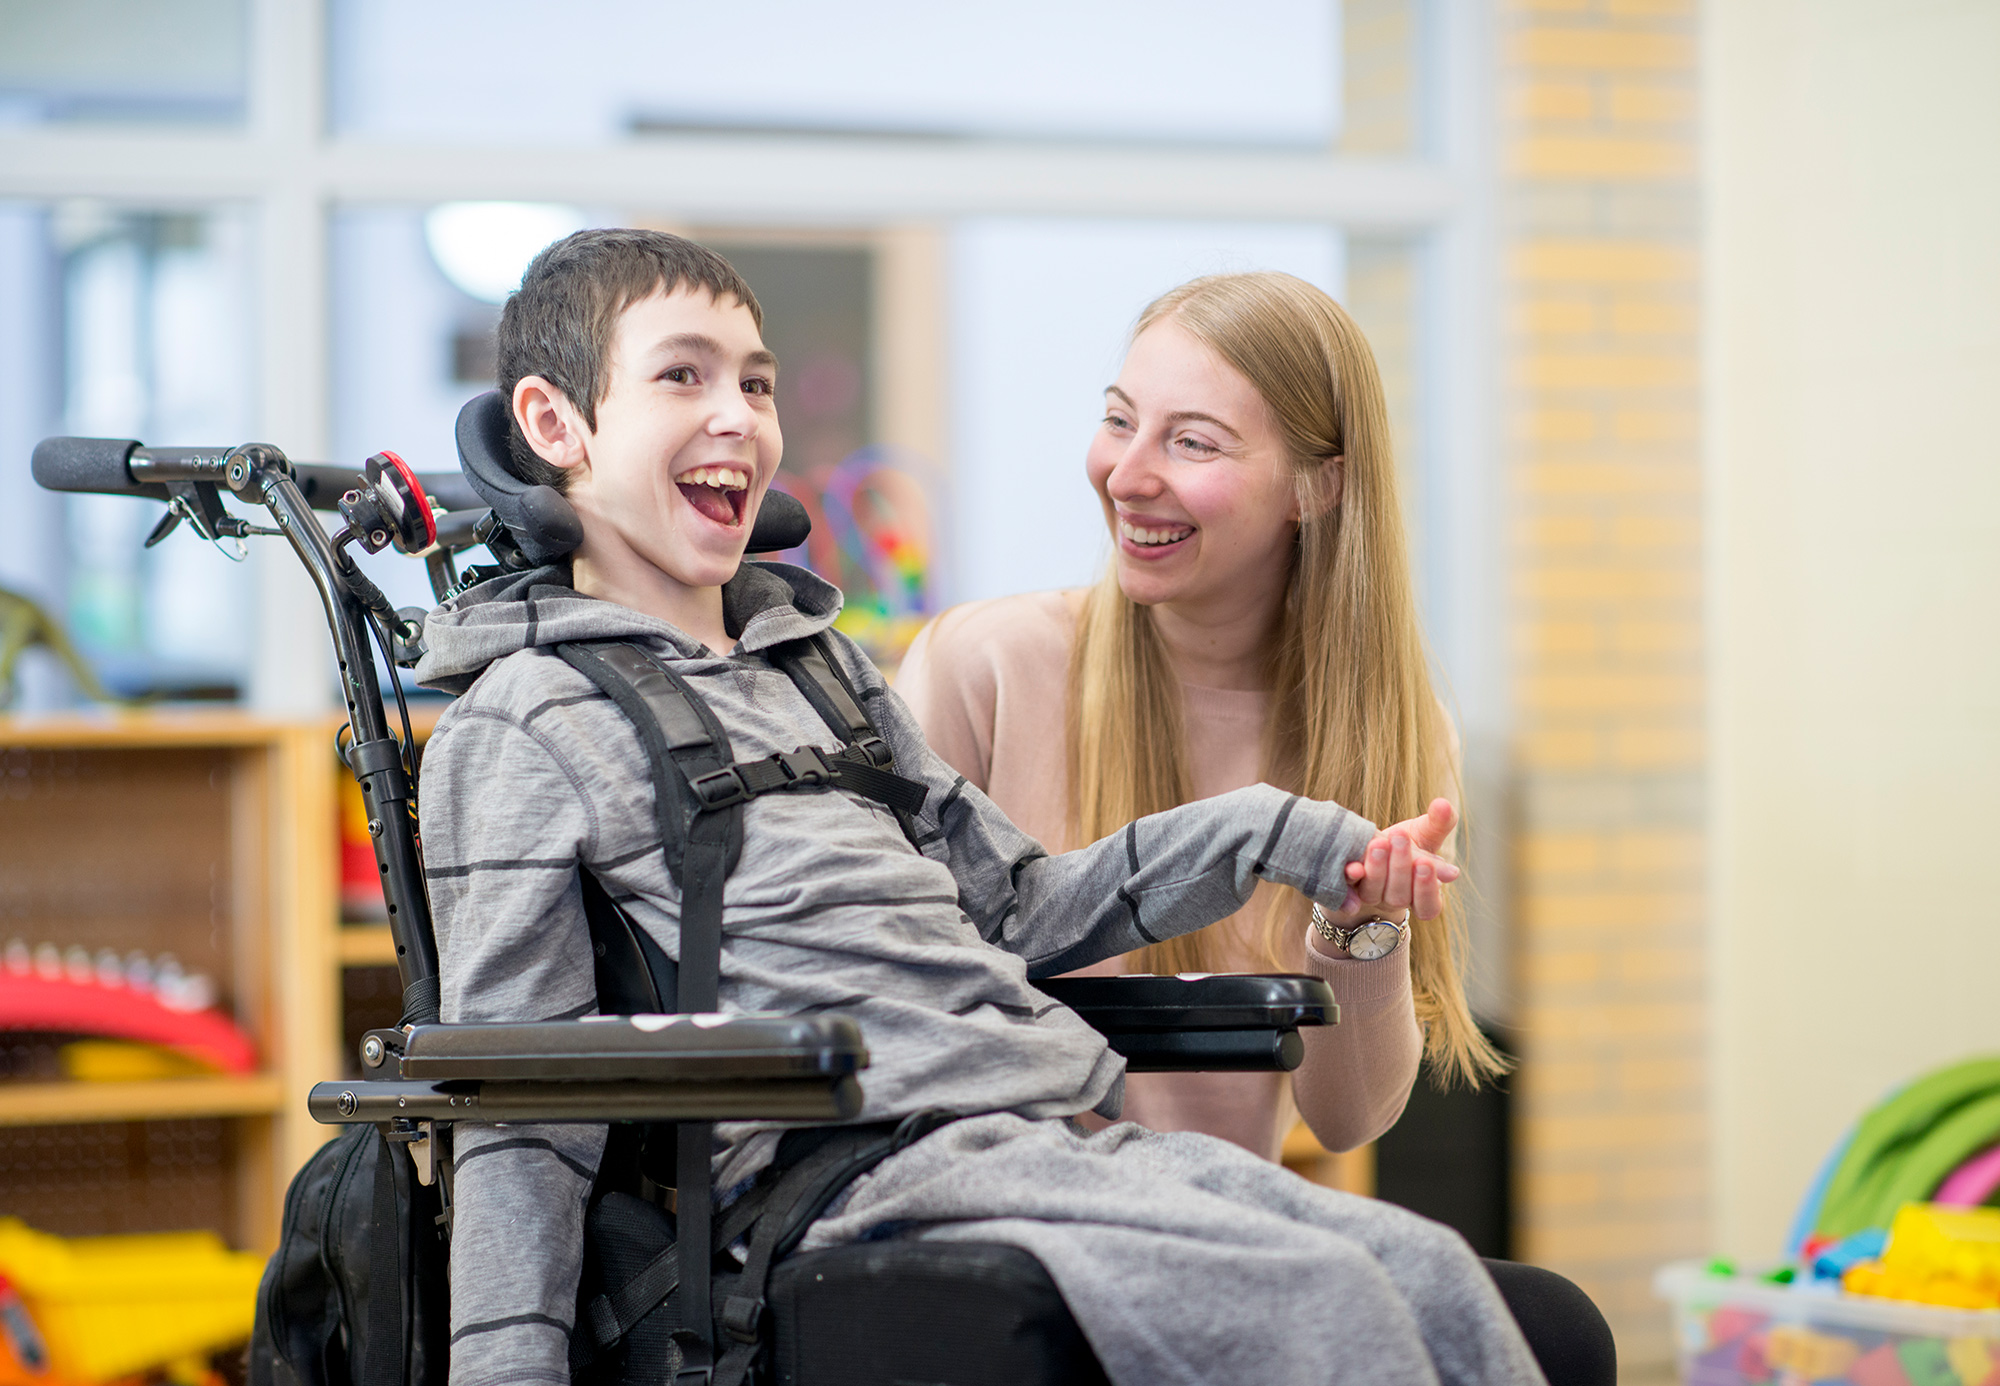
[1803,1058,2000,1243]
[1766,1321,1862,1378]
[768,450,937,665]
[1936,1148,2000,1210]
[339,771,389,920]
[1659,1259,2000,1386]
[1845,1205,2000,1310]
[0,944,251,1075]
[0,1221,263,1383]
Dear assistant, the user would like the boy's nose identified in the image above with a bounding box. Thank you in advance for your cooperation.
[707,387,758,438]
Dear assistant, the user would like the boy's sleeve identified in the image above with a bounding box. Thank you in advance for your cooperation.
[838,638,1380,977]
[421,701,607,1386]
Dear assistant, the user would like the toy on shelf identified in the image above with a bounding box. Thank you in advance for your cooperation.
[338,771,389,921]
[768,449,937,666]
[0,943,253,1076]
[0,1220,263,1383]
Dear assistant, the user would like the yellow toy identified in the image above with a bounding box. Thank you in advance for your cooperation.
[0,1221,263,1383]
[1765,1322,1862,1379]
[1844,1203,2000,1309]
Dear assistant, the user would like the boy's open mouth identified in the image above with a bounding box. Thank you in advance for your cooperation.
[677,465,750,528]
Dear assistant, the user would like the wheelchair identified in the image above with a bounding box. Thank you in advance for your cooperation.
[31,409,1614,1386]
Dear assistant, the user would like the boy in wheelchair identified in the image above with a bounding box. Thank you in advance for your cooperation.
[417,228,1549,1386]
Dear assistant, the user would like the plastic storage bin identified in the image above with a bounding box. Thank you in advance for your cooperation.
[1658,1260,2000,1385]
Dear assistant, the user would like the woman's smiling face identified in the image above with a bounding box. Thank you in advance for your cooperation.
[1086,319,1306,618]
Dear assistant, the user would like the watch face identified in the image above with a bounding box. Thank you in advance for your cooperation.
[1348,921,1404,961]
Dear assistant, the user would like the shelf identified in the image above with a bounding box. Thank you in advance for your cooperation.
[0,1073,288,1126]
[0,710,336,749]
[337,924,399,967]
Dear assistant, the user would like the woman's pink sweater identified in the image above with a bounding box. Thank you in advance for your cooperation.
[896,590,1422,1160]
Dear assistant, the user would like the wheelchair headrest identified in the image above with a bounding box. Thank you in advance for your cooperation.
[454,390,812,563]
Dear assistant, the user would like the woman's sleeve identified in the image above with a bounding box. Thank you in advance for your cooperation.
[892,609,995,791]
[1290,941,1424,1152]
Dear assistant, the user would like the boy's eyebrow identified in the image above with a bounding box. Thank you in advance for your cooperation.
[652,332,779,372]
[1103,385,1240,439]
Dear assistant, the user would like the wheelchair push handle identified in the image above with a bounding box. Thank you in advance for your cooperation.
[32,435,479,513]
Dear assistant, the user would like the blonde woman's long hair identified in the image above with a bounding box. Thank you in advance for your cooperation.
[1066,271,1503,1086]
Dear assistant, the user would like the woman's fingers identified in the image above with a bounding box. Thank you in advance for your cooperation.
[1383,832,1414,911]
[1407,799,1459,855]
[1341,835,1462,914]
[1412,858,1441,921]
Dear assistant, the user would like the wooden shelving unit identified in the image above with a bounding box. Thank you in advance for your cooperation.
[0,711,340,1253]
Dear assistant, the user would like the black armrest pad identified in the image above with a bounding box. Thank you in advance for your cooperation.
[1032,973,1337,1033]
[395,1014,867,1082]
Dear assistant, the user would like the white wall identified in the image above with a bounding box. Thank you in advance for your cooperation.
[947,219,1344,603]
[1708,0,2000,1259]
[328,0,1338,147]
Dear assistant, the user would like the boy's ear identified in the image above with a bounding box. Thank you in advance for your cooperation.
[512,376,590,474]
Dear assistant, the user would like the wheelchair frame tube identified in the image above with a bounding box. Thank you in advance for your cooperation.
[232,448,442,1007]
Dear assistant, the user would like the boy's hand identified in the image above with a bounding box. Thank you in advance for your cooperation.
[1337,799,1461,923]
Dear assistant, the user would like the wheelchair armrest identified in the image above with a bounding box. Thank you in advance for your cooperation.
[1032,973,1337,1074]
[307,1013,866,1126]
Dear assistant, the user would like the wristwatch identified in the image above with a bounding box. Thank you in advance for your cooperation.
[1310,903,1408,961]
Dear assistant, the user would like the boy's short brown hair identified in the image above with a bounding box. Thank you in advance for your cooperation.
[496,228,764,492]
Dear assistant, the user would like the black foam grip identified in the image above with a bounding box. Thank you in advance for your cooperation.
[31,437,153,497]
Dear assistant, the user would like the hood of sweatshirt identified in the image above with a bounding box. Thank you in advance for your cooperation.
[414,560,843,696]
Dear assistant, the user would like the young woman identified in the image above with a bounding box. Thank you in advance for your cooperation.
[899,271,1503,1160]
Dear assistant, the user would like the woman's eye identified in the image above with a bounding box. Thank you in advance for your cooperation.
[1102,413,1131,431]
[663,366,696,385]
[1175,435,1219,457]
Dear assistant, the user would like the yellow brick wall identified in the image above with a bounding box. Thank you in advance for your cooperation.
[1500,0,1704,1372]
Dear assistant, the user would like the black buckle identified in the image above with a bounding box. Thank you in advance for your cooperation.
[720,1294,764,1344]
[775,747,832,787]
[855,735,894,770]
[688,767,749,809]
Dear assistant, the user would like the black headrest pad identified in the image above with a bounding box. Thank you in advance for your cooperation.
[456,391,583,565]
[454,390,812,560]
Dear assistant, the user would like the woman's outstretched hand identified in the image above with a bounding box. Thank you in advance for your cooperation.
[1337,798,1461,922]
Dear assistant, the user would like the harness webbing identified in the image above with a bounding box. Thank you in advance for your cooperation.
[553,633,930,1385]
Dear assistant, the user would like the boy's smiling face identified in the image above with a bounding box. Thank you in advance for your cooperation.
[514,284,782,639]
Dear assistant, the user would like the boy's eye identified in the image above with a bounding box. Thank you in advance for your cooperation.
[743,376,775,397]
[662,366,696,385]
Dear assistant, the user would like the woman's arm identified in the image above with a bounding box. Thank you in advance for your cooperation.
[894,609,995,791]
[1286,709,1467,1151]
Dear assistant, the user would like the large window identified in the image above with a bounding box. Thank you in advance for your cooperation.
[0,0,1489,710]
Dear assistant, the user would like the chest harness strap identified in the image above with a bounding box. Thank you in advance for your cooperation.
[553,636,927,1386]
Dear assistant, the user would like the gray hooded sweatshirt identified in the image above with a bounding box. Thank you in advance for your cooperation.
[416,563,1540,1386]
